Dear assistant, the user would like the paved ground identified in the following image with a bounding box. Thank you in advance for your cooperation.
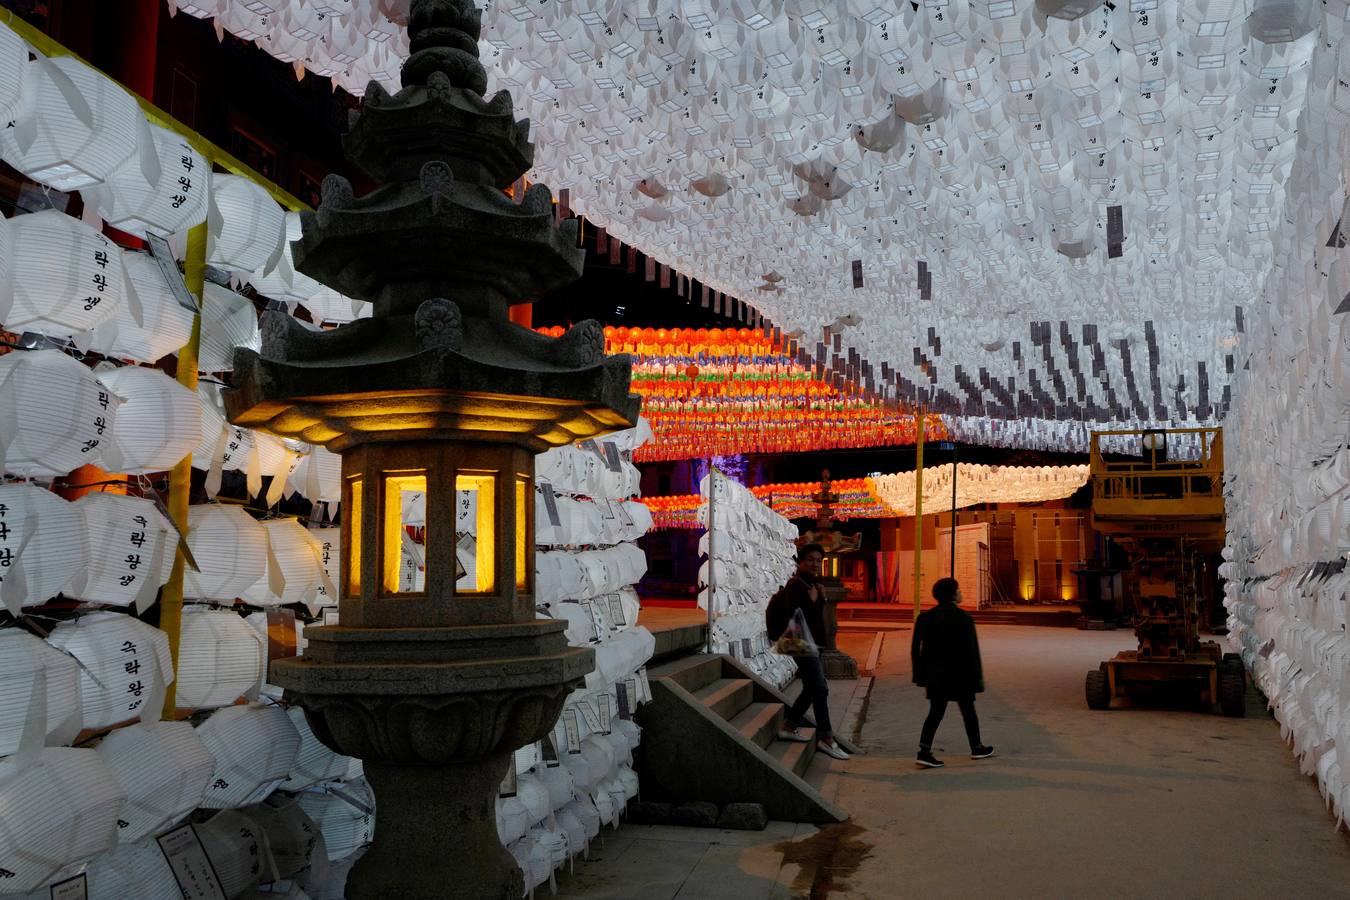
[560,627,1350,899]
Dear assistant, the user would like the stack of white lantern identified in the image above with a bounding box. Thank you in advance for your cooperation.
[502,419,654,886]
[698,469,798,690]
[869,463,1090,515]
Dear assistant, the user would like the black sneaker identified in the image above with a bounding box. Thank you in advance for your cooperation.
[971,745,995,759]
[916,749,944,768]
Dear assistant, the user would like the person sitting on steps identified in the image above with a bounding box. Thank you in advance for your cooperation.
[765,543,850,761]
[912,577,995,768]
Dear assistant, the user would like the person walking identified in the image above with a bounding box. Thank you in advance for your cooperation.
[766,543,850,761]
[911,577,995,768]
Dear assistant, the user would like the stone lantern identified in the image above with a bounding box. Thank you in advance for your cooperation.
[224,1,639,896]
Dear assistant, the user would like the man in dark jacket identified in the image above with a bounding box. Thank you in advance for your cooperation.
[766,543,849,761]
[911,577,994,768]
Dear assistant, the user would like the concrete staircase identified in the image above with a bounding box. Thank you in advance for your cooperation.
[636,653,847,824]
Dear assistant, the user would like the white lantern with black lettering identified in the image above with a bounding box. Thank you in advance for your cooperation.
[280,705,352,791]
[0,631,81,754]
[96,366,203,475]
[173,606,266,710]
[46,611,174,730]
[0,483,88,613]
[296,779,377,861]
[184,504,268,602]
[2,209,127,339]
[197,282,261,373]
[0,349,118,477]
[0,748,127,892]
[0,55,144,191]
[78,838,182,900]
[87,124,210,238]
[243,519,330,607]
[88,250,195,364]
[0,21,29,126]
[95,720,215,843]
[206,173,286,274]
[70,493,176,609]
[195,702,302,809]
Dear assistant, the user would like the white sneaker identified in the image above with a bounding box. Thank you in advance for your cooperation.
[817,740,850,761]
[777,726,811,743]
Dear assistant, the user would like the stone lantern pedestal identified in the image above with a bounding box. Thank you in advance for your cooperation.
[224,2,639,896]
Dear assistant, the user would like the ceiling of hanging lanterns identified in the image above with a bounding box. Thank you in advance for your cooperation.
[536,325,947,460]
[180,0,1327,448]
[646,462,1090,526]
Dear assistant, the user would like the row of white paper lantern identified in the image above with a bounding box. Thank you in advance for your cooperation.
[870,462,1090,515]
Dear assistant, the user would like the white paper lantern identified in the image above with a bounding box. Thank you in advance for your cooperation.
[95,366,202,474]
[196,703,301,809]
[0,483,88,612]
[295,779,377,862]
[243,519,330,607]
[47,611,173,730]
[0,631,81,754]
[197,282,260,373]
[95,721,215,843]
[280,706,351,791]
[0,55,144,191]
[78,838,183,900]
[192,809,270,897]
[0,21,30,127]
[87,251,196,364]
[288,445,342,503]
[206,174,286,273]
[0,348,120,477]
[87,124,210,238]
[183,505,268,602]
[0,749,126,892]
[174,606,266,710]
[2,210,127,340]
[69,493,176,609]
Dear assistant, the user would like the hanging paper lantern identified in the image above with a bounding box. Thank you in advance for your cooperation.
[183,504,268,602]
[0,749,127,892]
[0,631,81,755]
[87,251,195,364]
[288,444,342,503]
[86,124,210,238]
[69,493,177,609]
[77,838,183,900]
[46,611,174,730]
[0,483,89,612]
[0,350,117,483]
[191,809,271,897]
[95,721,215,843]
[206,174,286,273]
[197,282,260,373]
[2,210,128,340]
[173,606,266,710]
[297,779,377,862]
[0,21,30,126]
[195,703,302,809]
[0,55,144,191]
[95,366,202,474]
[243,519,330,607]
[280,705,352,791]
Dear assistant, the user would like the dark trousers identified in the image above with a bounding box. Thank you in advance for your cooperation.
[785,655,832,738]
[919,695,982,752]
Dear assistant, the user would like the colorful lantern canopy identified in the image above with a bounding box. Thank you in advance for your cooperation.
[538,326,944,461]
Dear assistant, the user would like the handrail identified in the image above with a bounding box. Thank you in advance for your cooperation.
[0,8,312,212]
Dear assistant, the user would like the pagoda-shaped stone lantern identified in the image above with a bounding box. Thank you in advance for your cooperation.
[224,1,639,896]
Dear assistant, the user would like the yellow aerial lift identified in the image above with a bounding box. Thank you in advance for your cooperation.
[1084,428,1245,716]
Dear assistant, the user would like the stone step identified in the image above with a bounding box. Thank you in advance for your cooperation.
[648,653,725,695]
[773,735,816,779]
[637,654,847,824]
[694,678,756,721]
[729,701,788,750]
